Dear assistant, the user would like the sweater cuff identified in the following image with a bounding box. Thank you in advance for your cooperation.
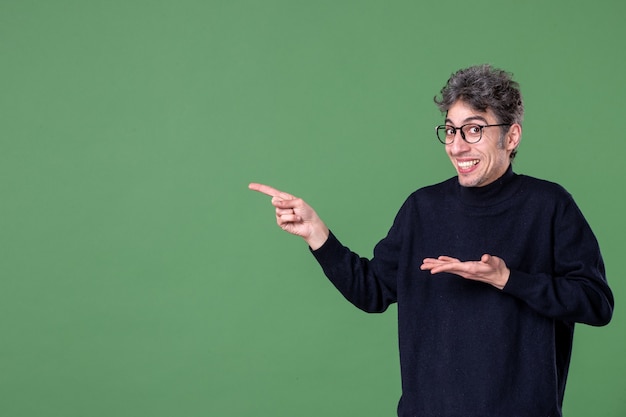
[502,269,538,298]
[309,230,343,264]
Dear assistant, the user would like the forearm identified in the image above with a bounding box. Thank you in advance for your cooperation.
[502,270,614,326]
[311,231,397,313]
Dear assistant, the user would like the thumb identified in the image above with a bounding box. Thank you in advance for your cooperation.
[480,254,492,263]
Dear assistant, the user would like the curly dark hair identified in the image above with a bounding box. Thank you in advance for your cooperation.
[434,64,524,160]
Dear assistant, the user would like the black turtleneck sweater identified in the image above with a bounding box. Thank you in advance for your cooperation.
[311,167,613,417]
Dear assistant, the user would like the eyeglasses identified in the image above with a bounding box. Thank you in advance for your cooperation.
[435,123,510,144]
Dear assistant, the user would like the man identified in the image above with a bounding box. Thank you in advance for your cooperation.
[249,64,614,416]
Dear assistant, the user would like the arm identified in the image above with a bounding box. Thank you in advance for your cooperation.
[506,197,613,326]
[249,182,399,312]
[421,253,613,326]
[421,197,614,326]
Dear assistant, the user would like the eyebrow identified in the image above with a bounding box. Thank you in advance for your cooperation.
[444,115,489,125]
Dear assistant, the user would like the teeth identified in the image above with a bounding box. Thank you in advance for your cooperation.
[458,160,479,168]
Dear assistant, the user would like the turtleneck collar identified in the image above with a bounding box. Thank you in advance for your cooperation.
[455,165,520,207]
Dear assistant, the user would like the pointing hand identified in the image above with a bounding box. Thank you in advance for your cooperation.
[249,183,329,250]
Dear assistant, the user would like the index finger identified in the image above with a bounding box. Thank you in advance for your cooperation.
[248,182,295,199]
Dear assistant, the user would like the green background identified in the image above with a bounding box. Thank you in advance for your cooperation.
[1,1,624,416]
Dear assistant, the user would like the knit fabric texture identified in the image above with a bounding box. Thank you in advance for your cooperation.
[311,166,613,417]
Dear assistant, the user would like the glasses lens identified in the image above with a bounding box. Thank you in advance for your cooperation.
[461,124,482,143]
[436,125,453,144]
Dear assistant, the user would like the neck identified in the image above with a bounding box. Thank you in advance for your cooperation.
[456,165,519,207]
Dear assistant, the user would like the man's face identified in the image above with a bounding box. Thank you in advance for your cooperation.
[444,100,517,187]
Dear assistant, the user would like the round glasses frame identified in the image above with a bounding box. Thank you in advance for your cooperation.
[435,123,511,144]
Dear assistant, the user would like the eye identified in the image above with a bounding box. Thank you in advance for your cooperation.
[445,126,456,136]
[466,125,482,135]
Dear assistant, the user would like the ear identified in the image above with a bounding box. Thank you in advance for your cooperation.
[505,123,522,152]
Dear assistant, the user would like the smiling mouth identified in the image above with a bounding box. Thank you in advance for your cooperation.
[457,159,480,169]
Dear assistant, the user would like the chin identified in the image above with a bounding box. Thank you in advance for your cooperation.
[458,180,477,187]
[457,174,485,188]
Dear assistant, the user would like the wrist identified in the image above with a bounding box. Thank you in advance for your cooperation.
[494,268,511,290]
[306,225,329,250]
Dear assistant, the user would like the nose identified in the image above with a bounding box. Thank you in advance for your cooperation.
[448,130,471,154]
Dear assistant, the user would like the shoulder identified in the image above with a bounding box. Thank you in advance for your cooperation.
[513,174,588,222]
[516,173,573,202]
[394,177,457,218]
[410,176,457,199]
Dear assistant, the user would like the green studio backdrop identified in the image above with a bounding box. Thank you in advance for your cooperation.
[1,1,624,416]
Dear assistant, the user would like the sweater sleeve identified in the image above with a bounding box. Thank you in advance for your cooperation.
[502,195,614,326]
[310,220,403,313]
